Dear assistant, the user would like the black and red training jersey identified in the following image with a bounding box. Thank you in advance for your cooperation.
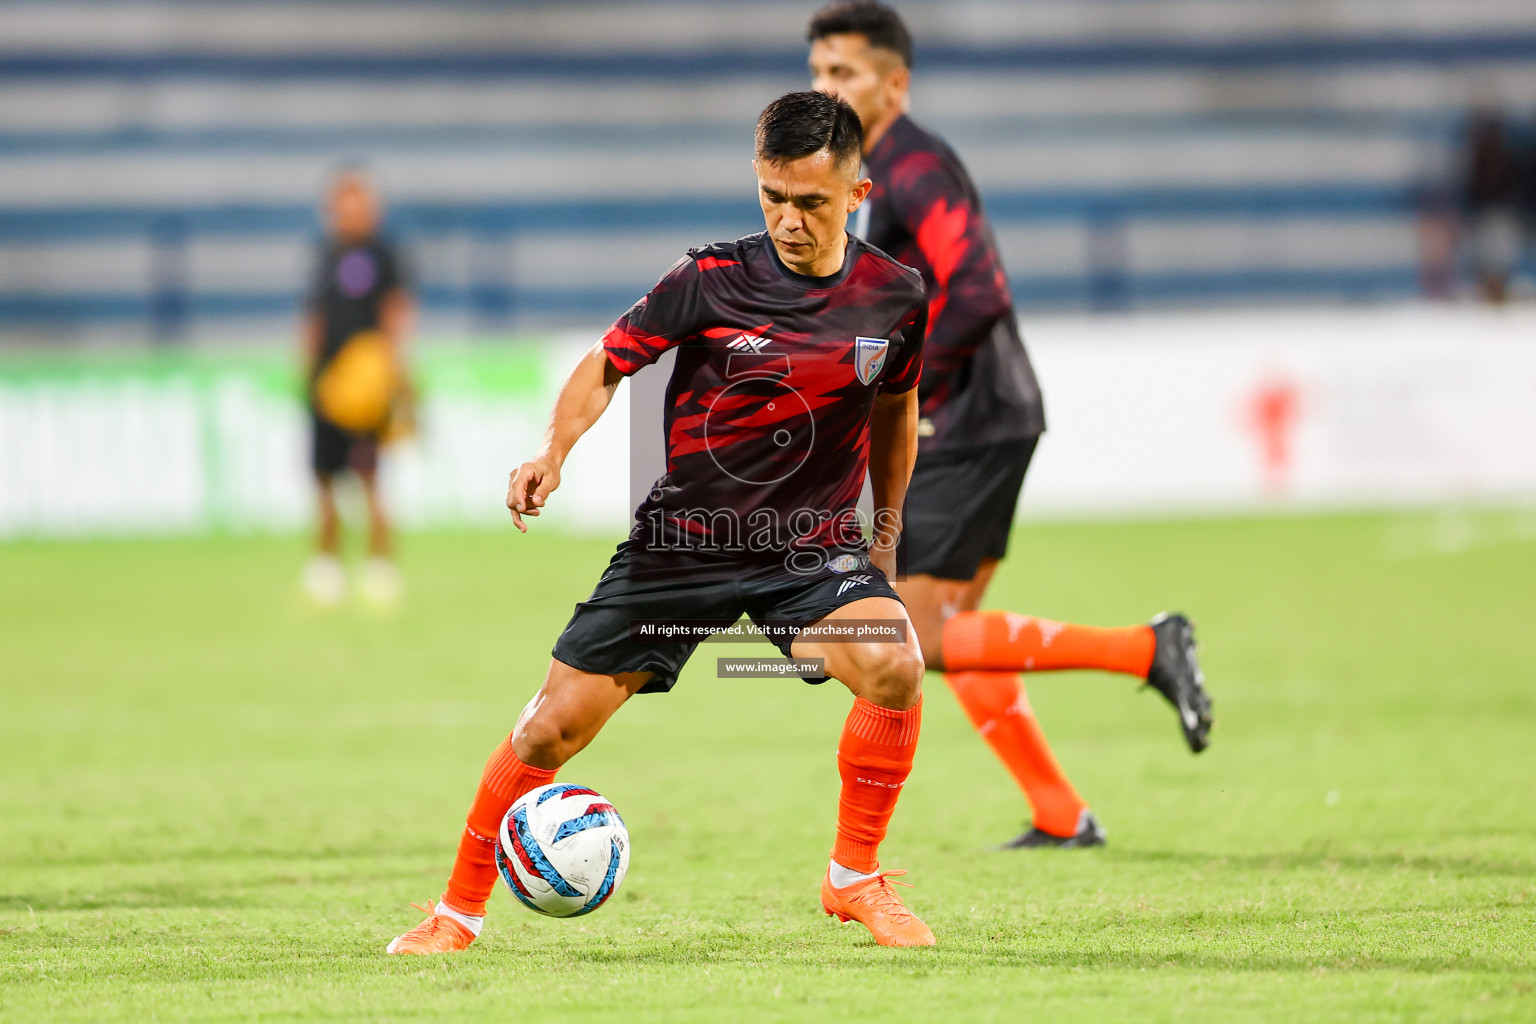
[860,114,1045,449]
[603,231,925,560]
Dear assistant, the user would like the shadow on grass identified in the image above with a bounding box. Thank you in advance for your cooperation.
[561,936,1524,976]
[0,863,435,912]
[0,841,448,870]
[1119,848,1536,879]
[0,890,260,912]
[3,920,1527,986]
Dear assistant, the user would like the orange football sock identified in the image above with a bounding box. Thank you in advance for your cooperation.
[832,695,922,873]
[441,735,558,917]
[944,671,1086,836]
[943,610,1155,678]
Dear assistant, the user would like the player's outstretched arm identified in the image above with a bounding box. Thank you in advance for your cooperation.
[866,387,919,578]
[507,342,625,532]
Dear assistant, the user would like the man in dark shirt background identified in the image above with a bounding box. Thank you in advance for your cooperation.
[1459,110,1526,304]
[301,168,413,606]
[809,2,1212,848]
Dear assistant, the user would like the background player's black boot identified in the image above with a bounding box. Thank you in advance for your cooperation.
[1003,809,1107,849]
[1145,612,1213,753]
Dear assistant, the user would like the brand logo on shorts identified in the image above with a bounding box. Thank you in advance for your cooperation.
[837,574,873,596]
[854,337,889,385]
[826,553,861,574]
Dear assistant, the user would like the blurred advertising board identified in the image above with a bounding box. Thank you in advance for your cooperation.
[1,308,1534,539]
[1020,307,1536,516]
[0,338,629,538]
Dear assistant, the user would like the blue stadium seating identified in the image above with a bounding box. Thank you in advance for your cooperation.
[2,0,1534,339]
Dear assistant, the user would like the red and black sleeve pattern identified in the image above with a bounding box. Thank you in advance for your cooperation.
[887,152,1012,402]
[878,297,926,395]
[601,255,706,376]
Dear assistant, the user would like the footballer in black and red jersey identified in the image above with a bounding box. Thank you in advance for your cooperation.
[558,228,924,691]
[606,230,923,563]
[809,3,1212,850]
[388,92,938,954]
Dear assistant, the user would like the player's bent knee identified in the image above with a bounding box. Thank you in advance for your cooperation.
[511,710,582,769]
[848,640,925,710]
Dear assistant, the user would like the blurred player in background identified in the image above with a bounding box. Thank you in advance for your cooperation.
[300,167,414,607]
[1459,110,1525,304]
[809,2,1213,848]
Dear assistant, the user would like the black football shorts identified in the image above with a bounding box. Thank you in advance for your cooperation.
[551,542,903,693]
[310,409,380,479]
[899,437,1039,581]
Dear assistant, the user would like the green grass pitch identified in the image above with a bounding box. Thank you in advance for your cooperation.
[2,511,1533,1022]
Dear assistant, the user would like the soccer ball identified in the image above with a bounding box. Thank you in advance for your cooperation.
[495,783,630,917]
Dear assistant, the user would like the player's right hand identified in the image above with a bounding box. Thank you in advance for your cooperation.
[507,459,560,533]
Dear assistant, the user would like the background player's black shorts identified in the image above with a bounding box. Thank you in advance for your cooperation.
[552,542,903,693]
[310,410,380,479]
[900,436,1039,581]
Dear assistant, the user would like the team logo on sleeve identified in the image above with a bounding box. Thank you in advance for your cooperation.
[854,337,890,385]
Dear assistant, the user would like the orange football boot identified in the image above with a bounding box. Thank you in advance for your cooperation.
[821,869,935,947]
[385,900,476,955]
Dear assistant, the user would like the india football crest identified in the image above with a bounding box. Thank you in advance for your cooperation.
[854,337,889,385]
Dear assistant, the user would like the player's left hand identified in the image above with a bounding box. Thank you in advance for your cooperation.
[507,458,560,533]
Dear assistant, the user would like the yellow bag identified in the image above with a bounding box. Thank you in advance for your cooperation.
[315,330,398,434]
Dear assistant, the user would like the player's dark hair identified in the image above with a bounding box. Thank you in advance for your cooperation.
[807,1,913,68]
[755,91,864,169]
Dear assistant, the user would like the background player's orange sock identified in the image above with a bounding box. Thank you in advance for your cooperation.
[943,610,1155,677]
[944,671,1086,836]
[441,734,558,917]
[832,695,922,873]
